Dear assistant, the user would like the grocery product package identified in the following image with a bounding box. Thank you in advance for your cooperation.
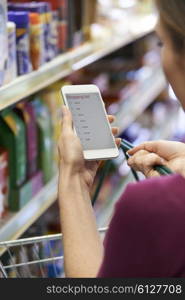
[8,11,32,75]
[41,80,67,166]
[4,21,17,84]
[0,149,8,218]
[0,0,8,86]
[31,97,54,183]
[15,102,38,178]
[0,109,27,211]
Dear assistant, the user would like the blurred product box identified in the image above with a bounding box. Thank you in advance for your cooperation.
[0,109,27,211]
[41,80,68,165]
[40,0,68,52]
[0,109,27,187]
[31,97,53,183]
[8,2,48,63]
[0,80,67,212]
[0,149,8,218]
[11,171,43,211]
[57,0,68,52]
[42,238,64,277]
[4,21,17,84]
[67,0,83,48]
[2,0,97,86]
[41,0,59,57]
[8,11,32,75]
[0,0,8,86]
[82,0,97,41]
[29,12,45,70]
[15,102,38,179]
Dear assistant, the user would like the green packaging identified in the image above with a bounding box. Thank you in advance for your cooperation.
[31,97,53,183]
[11,180,32,211]
[0,109,27,210]
[11,171,43,212]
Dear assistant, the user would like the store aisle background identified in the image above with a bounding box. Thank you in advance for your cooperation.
[0,0,184,277]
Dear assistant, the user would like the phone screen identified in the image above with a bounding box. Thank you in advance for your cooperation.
[65,93,116,151]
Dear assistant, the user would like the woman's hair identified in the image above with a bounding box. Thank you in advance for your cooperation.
[155,0,185,51]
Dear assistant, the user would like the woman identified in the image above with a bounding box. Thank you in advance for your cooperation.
[58,0,185,278]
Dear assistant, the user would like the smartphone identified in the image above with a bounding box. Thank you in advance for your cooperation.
[61,84,119,160]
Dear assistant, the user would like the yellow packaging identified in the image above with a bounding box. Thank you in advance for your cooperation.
[41,80,70,165]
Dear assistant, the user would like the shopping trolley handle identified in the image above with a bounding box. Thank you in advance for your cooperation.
[121,139,173,176]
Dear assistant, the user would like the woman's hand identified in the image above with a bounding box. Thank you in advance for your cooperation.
[127,140,185,178]
[58,106,121,188]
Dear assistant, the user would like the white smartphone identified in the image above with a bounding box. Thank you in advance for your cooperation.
[61,84,119,160]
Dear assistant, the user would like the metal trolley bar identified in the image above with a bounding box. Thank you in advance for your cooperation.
[0,227,108,278]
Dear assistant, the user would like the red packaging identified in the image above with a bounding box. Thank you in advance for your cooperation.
[0,149,9,218]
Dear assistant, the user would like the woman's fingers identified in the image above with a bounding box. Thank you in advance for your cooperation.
[108,115,115,124]
[127,142,155,155]
[127,150,166,177]
[127,140,171,158]
[115,138,121,147]
[128,151,165,169]
[61,106,73,134]
[111,127,120,146]
[112,127,119,136]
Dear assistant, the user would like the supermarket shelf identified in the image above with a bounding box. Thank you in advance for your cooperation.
[97,109,179,228]
[0,106,177,246]
[0,14,157,111]
[0,44,92,111]
[113,68,167,132]
[96,172,135,227]
[0,175,58,248]
[72,15,157,71]
[0,67,166,246]
[0,14,159,245]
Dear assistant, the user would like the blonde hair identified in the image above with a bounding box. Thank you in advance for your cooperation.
[156,0,185,51]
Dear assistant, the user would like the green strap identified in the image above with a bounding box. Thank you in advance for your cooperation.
[121,139,173,176]
[92,160,112,205]
[92,139,173,205]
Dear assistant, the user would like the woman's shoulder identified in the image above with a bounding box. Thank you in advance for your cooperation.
[116,174,185,216]
[100,174,185,277]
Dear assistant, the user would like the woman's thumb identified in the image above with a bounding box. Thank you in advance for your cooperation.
[61,106,73,132]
